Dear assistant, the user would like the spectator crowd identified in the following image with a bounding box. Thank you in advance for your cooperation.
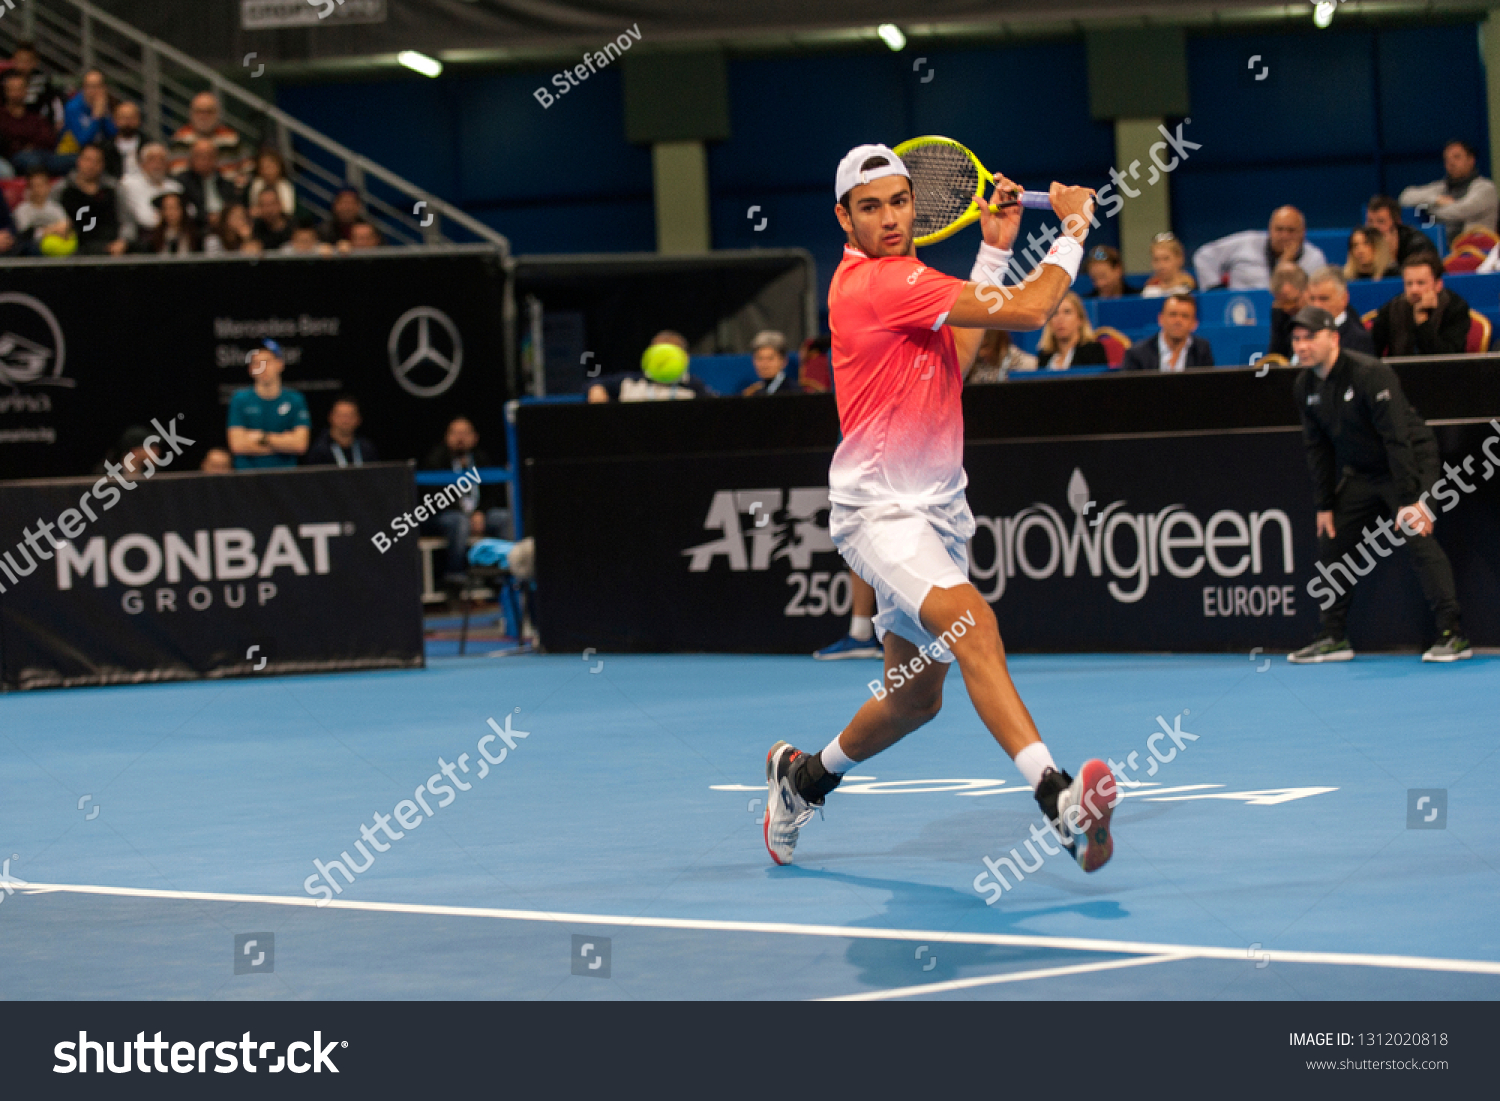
[1,44,388,257]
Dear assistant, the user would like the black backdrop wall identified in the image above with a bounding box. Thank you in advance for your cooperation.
[518,362,1500,654]
[0,247,510,479]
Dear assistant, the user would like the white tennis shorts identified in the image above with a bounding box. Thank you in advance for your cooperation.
[829,495,976,660]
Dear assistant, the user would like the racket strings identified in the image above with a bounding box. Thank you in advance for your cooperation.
[901,144,981,238]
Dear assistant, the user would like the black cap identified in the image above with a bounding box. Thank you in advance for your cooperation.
[1289,306,1337,334]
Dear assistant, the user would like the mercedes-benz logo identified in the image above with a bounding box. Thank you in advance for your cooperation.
[0,292,73,388]
[389,306,462,397]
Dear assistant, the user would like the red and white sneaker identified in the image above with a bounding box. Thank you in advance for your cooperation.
[1034,760,1118,873]
[764,741,818,866]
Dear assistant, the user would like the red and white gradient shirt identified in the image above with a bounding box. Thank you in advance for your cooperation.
[827,244,968,508]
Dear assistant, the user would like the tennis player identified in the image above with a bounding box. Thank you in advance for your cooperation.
[765,144,1119,876]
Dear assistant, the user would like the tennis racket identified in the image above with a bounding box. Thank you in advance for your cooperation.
[894,136,1051,247]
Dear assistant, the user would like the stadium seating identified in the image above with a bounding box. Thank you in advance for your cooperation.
[1094,326,1130,368]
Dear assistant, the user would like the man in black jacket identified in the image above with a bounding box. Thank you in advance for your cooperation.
[422,416,512,585]
[1121,294,1214,371]
[1287,307,1469,663]
[1369,253,1470,357]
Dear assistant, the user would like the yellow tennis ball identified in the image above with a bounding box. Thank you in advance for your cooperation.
[39,232,78,257]
[641,342,689,384]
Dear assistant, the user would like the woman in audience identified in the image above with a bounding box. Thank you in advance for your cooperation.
[1141,232,1196,297]
[1344,226,1398,281]
[144,192,199,255]
[1036,292,1108,370]
[204,202,260,254]
[964,330,1039,383]
[246,148,295,217]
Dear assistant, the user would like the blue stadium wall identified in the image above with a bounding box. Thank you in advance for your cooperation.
[277,21,1489,296]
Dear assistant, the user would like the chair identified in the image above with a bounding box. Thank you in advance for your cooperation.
[1441,245,1489,274]
[0,177,25,212]
[1256,353,1289,368]
[1450,226,1500,255]
[1361,309,1378,329]
[1094,326,1130,368]
[1466,309,1491,353]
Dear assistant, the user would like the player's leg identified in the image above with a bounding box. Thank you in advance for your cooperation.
[812,571,881,659]
[765,631,946,866]
[919,580,1117,872]
[1290,475,1382,662]
[1376,466,1470,662]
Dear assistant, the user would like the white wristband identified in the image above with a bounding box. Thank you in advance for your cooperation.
[1039,236,1084,282]
[971,242,1012,286]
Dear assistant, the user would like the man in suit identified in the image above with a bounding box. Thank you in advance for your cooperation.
[1369,253,1471,357]
[1121,294,1215,372]
[1305,267,1376,356]
[173,137,241,232]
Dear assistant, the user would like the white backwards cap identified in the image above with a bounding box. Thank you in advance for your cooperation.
[835,143,909,201]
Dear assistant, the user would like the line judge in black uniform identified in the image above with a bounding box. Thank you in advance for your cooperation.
[1287,306,1470,664]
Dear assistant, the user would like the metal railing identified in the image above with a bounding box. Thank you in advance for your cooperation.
[0,0,509,252]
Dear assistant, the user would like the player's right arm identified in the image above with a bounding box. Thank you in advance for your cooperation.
[945,182,1096,332]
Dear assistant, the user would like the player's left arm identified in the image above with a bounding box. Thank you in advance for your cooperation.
[952,177,1023,372]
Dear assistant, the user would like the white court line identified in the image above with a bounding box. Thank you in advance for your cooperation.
[16,879,1500,979]
[821,952,1192,1002]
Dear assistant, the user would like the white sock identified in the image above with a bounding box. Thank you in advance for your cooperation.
[848,615,873,642]
[1014,742,1059,790]
[820,734,859,776]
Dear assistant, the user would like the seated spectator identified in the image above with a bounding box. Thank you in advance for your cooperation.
[6,42,63,128]
[204,202,259,254]
[1122,294,1214,372]
[120,143,182,233]
[796,334,831,393]
[55,144,129,255]
[56,68,116,156]
[246,148,295,217]
[1364,195,1436,268]
[1398,140,1497,235]
[1369,253,1471,357]
[343,219,383,250]
[587,330,714,402]
[1192,206,1327,290]
[1303,267,1375,356]
[964,329,1038,383]
[1140,232,1196,297]
[319,187,364,245]
[1036,293,1108,370]
[199,447,234,474]
[281,220,332,254]
[97,426,166,484]
[1266,263,1309,358]
[0,70,70,177]
[226,341,311,469]
[143,192,199,255]
[1081,245,1136,298]
[102,101,144,181]
[250,185,292,250]
[1344,226,1399,282]
[168,91,251,184]
[305,394,378,466]
[9,166,72,254]
[422,416,513,586]
[174,137,241,231]
[741,330,803,395]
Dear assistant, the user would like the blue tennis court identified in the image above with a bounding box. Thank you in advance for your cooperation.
[2,651,1496,1001]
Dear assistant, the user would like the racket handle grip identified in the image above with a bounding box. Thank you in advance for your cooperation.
[1018,190,1052,210]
